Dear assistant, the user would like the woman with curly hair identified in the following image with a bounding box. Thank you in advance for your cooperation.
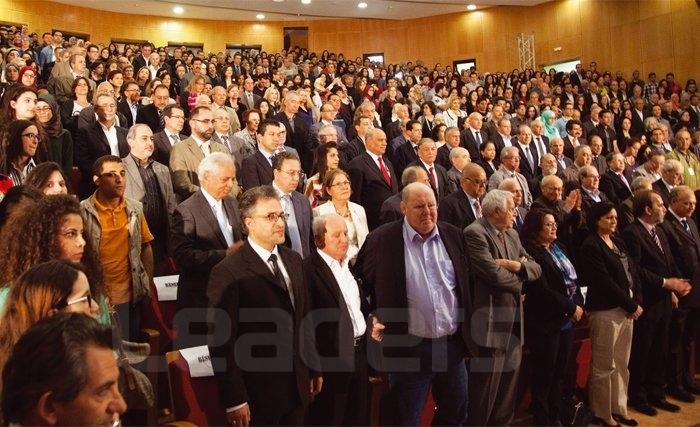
[0,260,99,384]
[0,194,105,322]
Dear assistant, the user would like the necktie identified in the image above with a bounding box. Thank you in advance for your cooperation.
[474,131,482,148]
[213,203,233,246]
[474,198,482,218]
[282,194,303,256]
[378,157,392,186]
[681,219,691,235]
[247,92,253,106]
[268,253,295,308]
[169,134,180,146]
[619,173,630,190]
[429,166,437,189]
[524,146,534,170]
[515,213,523,229]
[650,226,664,253]
[288,117,295,133]
[413,145,419,155]
[221,135,230,151]
[497,231,509,258]
[158,109,165,130]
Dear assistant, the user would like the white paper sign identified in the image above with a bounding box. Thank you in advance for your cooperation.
[153,275,179,301]
[179,345,214,378]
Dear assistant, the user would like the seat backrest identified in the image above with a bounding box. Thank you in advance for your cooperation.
[166,350,227,426]
[141,281,178,352]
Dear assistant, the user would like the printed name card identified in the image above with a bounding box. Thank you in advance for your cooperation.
[179,345,214,378]
[153,275,179,301]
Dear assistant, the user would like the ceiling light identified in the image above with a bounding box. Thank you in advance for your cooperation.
[466,4,477,10]
[358,2,368,8]
[301,0,311,4]
[256,13,266,19]
[273,0,284,2]
[173,5,184,14]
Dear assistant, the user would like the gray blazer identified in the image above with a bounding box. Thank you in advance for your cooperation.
[122,154,177,218]
[169,136,228,200]
[464,218,541,350]
[211,132,255,171]
[488,167,534,209]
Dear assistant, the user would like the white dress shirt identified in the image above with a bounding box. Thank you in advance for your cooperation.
[317,249,367,338]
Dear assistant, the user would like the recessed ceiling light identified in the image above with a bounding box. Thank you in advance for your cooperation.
[256,13,266,19]
[358,2,368,8]
[273,0,284,2]
[466,4,477,10]
[301,0,311,4]
[173,5,184,14]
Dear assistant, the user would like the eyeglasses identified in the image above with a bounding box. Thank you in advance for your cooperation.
[169,115,185,120]
[22,133,39,140]
[543,222,558,229]
[65,292,93,308]
[192,119,214,125]
[279,169,301,177]
[465,177,487,186]
[35,106,52,112]
[100,170,126,179]
[330,180,351,187]
[254,212,289,223]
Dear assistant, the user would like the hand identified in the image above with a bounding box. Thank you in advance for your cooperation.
[564,189,578,210]
[671,292,679,309]
[226,403,251,427]
[664,278,692,296]
[628,305,644,320]
[495,258,521,273]
[572,305,584,322]
[309,376,323,398]
[370,316,385,342]
[226,241,245,256]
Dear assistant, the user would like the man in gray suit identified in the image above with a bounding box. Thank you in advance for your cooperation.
[47,53,95,104]
[211,107,254,172]
[170,106,228,201]
[240,77,261,110]
[307,102,349,149]
[464,189,542,426]
[123,124,177,275]
[488,146,534,209]
[271,151,313,258]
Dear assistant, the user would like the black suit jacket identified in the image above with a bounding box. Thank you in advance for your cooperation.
[514,143,539,181]
[523,243,582,335]
[152,130,185,166]
[589,124,617,155]
[562,135,579,160]
[383,120,402,144]
[661,213,700,308]
[438,189,478,231]
[132,54,148,71]
[599,169,633,205]
[171,190,243,310]
[135,103,164,134]
[631,109,647,137]
[652,178,672,207]
[622,221,680,310]
[338,137,365,171]
[436,144,452,170]
[273,112,311,173]
[304,250,369,391]
[393,140,419,180]
[408,160,450,201]
[74,121,129,197]
[379,193,403,225]
[240,150,274,190]
[460,128,489,161]
[207,242,315,417]
[475,159,498,178]
[117,99,137,128]
[349,152,399,231]
[354,220,476,360]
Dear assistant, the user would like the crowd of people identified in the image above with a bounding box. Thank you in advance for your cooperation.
[1,21,700,427]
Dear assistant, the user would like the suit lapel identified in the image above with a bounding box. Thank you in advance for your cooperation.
[241,244,289,293]
[124,156,145,195]
[195,191,228,248]
[362,153,391,189]
[315,252,343,306]
[187,138,205,162]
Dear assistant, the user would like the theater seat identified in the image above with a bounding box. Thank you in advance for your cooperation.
[166,349,228,426]
[141,280,178,352]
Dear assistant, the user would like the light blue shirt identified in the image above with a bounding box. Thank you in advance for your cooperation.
[402,219,459,338]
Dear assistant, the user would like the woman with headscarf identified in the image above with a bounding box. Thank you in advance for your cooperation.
[17,65,37,89]
[35,95,73,177]
[541,109,561,140]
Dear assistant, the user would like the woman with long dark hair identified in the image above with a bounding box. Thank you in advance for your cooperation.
[1,120,49,185]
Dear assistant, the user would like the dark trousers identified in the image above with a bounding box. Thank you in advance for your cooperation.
[388,337,469,426]
[114,300,143,342]
[628,299,671,403]
[528,327,574,426]
[252,404,305,426]
[668,307,700,390]
[308,341,369,426]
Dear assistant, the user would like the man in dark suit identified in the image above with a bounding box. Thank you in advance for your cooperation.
[589,110,618,155]
[631,97,648,137]
[438,163,486,230]
[653,159,684,207]
[530,119,550,159]
[207,185,321,426]
[379,166,430,225]
[549,137,573,174]
[437,127,461,170]
[581,106,601,142]
[131,42,151,71]
[387,119,413,172]
[623,190,691,416]
[513,125,539,182]
[589,136,609,176]
[339,116,371,170]
[135,85,170,134]
[579,165,610,212]
[460,112,489,161]
[464,189,542,426]
[117,81,141,129]
[240,119,298,191]
[170,152,243,347]
[349,128,399,231]
[599,152,633,204]
[561,119,583,159]
[271,152,313,258]
[355,182,476,427]
[408,138,450,201]
[74,94,129,199]
[273,91,311,173]
[152,105,186,166]
[240,77,261,110]
[688,95,700,129]
[660,186,700,400]
[306,214,371,426]
[382,103,409,143]
[530,175,582,251]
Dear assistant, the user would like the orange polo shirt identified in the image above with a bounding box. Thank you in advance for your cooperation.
[93,196,153,305]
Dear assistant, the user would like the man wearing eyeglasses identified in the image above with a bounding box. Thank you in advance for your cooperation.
[75,93,129,199]
[272,151,313,258]
[81,155,154,341]
[438,162,488,231]
[170,106,228,201]
[208,185,322,427]
[152,104,186,166]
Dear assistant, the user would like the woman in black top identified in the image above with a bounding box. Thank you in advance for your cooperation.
[579,202,642,427]
[521,209,584,426]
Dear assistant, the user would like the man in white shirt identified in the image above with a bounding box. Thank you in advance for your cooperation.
[153,104,186,165]
[272,152,313,258]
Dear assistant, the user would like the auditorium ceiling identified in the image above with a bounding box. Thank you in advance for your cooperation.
[51,0,549,21]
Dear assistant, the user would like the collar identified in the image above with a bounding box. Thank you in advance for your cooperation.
[248,237,280,263]
[92,194,126,213]
[661,178,675,190]
[669,209,686,223]
[259,145,275,159]
[99,120,116,132]
[191,134,210,147]
[317,248,348,270]
[272,181,291,198]
[420,159,435,170]
[130,153,152,168]
[637,218,657,234]
[402,217,440,243]
[200,187,222,206]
